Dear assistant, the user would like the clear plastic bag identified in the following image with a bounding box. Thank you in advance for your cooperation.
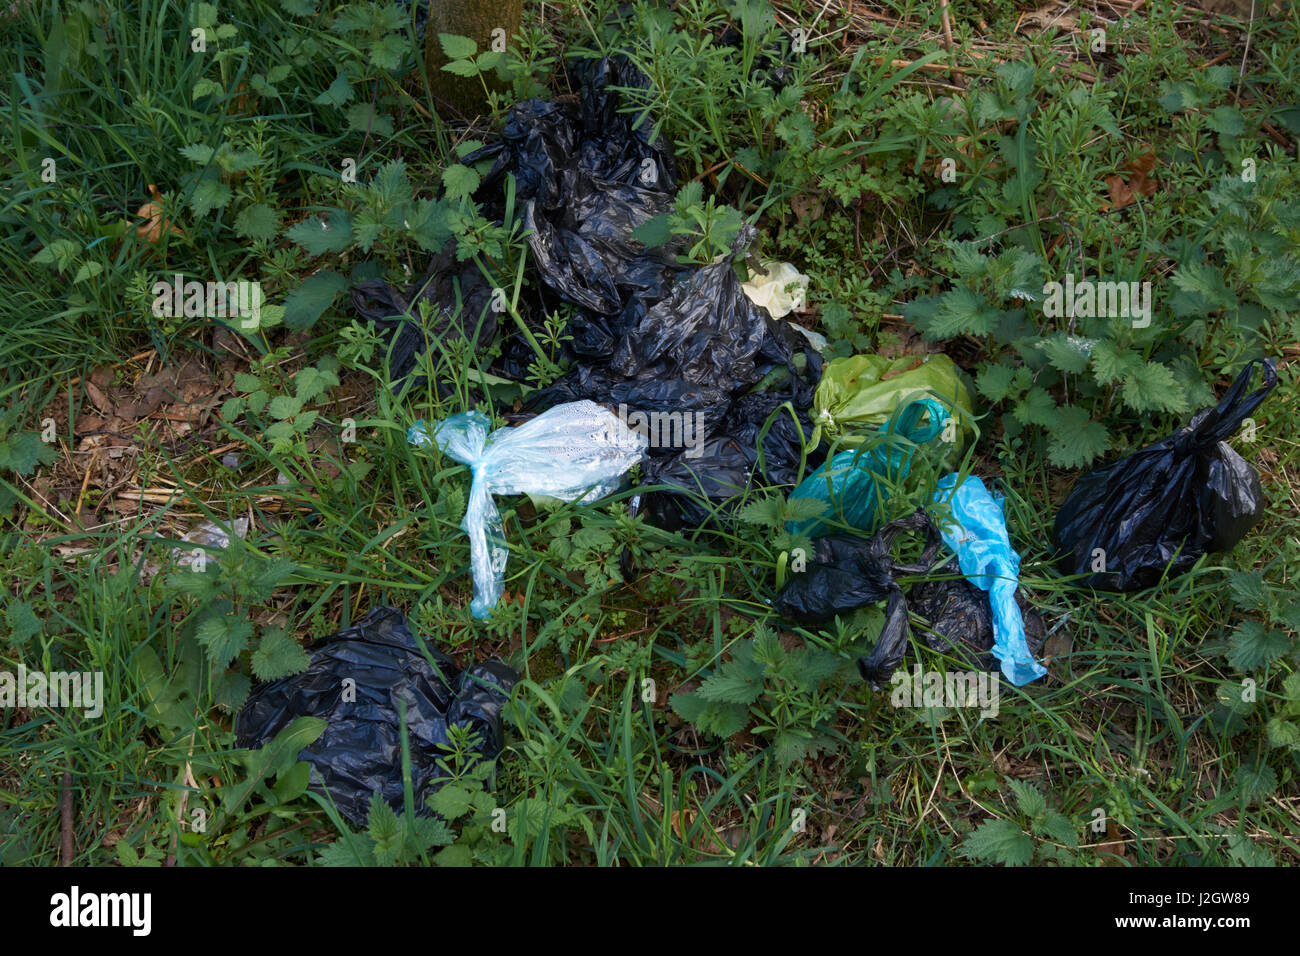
[409,400,647,618]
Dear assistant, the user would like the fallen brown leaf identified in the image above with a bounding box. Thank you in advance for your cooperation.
[136,184,184,244]
[1103,150,1159,212]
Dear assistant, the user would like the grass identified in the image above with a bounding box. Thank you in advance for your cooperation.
[1,0,1297,866]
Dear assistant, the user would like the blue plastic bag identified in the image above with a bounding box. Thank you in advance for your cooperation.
[787,398,950,538]
[409,400,647,618]
[931,474,1045,686]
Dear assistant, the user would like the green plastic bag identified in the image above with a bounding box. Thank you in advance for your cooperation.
[812,353,976,459]
[788,398,950,538]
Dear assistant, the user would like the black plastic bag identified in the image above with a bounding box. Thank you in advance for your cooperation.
[235,606,517,827]
[1053,358,1277,591]
[909,568,1047,674]
[773,510,940,689]
[349,243,503,390]
[354,55,823,531]
[469,57,823,526]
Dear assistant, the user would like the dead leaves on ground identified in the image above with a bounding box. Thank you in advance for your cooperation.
[1103,150,1159,212]
[135,184,184,245]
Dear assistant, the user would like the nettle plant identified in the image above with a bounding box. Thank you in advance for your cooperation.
[671,621,870,766]
[906,158,1300,470]
[901,57,1300,469]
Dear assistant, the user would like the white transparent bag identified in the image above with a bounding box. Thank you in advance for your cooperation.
[409,401,646,618]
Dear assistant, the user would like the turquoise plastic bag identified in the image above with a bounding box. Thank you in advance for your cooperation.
[409,400,647,618]
[932,473,1046,686]
[786,398,949,538]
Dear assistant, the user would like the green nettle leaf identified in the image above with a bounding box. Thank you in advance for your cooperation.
[373,160,412,204]
[696,670,765,706]
[669,685,746,735]
[213,668,250,714]
[192,2,218,28]
[5,601,42,647]
[441,164,480,201]
[426,785,474,820]
[280,0,316,17]
[192,78,223,100]
[1266,718,1300,749]
[438,33,477,59]
[283,271,348,330]
[407,198,452,252]
[1036,333,1094,374]
[294,365,339,402]
[1047,406,1110,469]
[571,526,614,553]
[1121,363,1186,415]
[0,432,59,475]
[314,72,354,107]
[251,626,310,680]
[247,557,297,600]
[441,58,481,78]
[924,286,1001,339]
[735,496,785,528]
[234,203,282,241]
[196,615,253,667]
[1234,764,1277,805]
[976,362,1019,402]
[1089,339,1141,386]
[188,175,233,217]
[1009,780,1046,820]
[369,34,405,71]
[286,209,354,255]
[233,372,263,393]
[1225,570,1267,610]
[180,143,216,165]
[367,794,403,866]
[630,212,674,249]
[1282,672,1300,712]
[1157,81,1200,113]
[946,240,989,278]
[31,238,82,270]
[782,497,831,524]
[1227,620,1292,672]
[1173,261,1237,311]
[318,837,373,867]
[1207,105,1245,136]
[72,261,104,283]
[962,818,1034,866]
[345,102,395,137]
[1012,387,1057,427]
[1038,812,1078,848]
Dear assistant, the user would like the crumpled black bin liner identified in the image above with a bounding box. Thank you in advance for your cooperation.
[1054,358,1277,591]
[235,606,517,827]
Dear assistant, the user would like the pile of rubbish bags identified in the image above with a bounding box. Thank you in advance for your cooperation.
[349,50,1279,682]
[236,51,1281,820]
[359,56,825,533]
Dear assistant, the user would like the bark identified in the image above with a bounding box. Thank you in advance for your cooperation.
[425,0,524,120]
